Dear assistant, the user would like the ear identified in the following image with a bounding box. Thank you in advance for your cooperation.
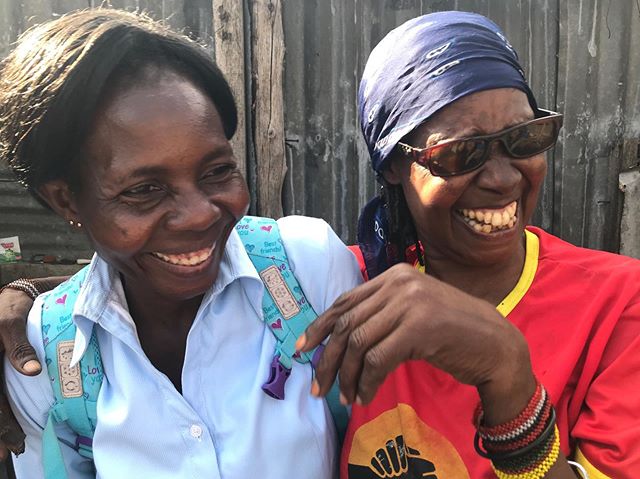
[37,180,81,222]
[381,159,403,185]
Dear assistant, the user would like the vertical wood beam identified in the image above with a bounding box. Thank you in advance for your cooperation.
[251,0,285,218]
[212,0,247,177]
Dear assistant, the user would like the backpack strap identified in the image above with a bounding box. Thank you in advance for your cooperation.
[235,216,349,443]
[41,266,103,478]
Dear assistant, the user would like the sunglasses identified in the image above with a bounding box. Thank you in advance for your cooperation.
[397,109,563,177]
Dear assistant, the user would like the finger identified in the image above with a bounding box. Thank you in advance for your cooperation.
[298,279,381,353]
[0,290,41,376]
[313,295,390,397]
[386,439,401,472]
[3,328,41,376]
[337,305,398,404]
[375,447,393,475]
[396,435,408,470]
[356,332,411,404]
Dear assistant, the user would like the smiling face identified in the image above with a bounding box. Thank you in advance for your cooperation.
[384,88,547,268]
[65,70,249,302]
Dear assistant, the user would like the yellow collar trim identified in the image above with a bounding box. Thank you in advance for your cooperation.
[414,230,539,317]
[574,447,612,479]
[496,229,539,317]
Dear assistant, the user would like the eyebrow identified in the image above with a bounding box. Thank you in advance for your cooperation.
[122,146,232,180]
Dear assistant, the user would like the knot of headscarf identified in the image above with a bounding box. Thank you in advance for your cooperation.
[357,11,540,278]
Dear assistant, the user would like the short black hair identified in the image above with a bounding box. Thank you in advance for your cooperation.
[0,9,237,202]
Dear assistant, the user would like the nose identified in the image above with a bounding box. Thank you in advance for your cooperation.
[166,188,222,232]
[474,142,522,194]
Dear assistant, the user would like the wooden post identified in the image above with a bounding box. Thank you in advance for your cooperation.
[212,0,247,177]
[251,0,286,218]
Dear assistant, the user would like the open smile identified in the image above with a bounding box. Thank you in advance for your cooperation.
[456,201,518,234]
[150,244,216,267]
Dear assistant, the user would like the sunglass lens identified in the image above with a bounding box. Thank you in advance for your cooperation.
[506,119,558,158]
[429,139,487,176]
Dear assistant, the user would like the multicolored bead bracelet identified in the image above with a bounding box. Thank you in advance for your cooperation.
[474,379,559,479]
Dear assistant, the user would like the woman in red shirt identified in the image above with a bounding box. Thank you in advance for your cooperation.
[298,11,640,479]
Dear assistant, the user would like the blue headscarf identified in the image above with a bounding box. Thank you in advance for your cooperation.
[357,11,540,278]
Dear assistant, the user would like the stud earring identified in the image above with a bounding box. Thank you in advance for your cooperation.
[68,220,82,228]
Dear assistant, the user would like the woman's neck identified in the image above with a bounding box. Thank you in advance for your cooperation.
[421,237,527,307]
[119,274,204,393]
[120,274,203,331]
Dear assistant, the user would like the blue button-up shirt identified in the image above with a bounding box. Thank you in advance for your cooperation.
[7,216,363,478]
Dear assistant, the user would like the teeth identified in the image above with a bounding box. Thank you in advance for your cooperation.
[457,201,518,234]
[151,244,215,266]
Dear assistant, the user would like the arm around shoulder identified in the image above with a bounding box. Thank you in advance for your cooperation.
[4,298,93,479]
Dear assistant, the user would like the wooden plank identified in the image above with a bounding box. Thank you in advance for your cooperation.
[212,0,246,176]
[251,0,285,218]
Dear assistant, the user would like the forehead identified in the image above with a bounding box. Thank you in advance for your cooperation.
[83,73,226,175]
[99,72,215,140]
[411,88,534,142]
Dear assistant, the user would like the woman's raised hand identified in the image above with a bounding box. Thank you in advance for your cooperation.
[298,263,536,423]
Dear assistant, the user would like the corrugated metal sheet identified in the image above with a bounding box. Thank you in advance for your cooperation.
[555,0,640,252]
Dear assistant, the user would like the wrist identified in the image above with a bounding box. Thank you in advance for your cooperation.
[474,378,560,479]
[0,279,40,302]
[477,333,536,426]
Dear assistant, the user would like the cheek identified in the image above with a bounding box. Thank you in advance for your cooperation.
[523,156,547,196]
[406,169,467,212]
[218,176,250,219]
[81,205,160,258]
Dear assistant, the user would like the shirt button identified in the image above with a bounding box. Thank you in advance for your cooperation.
[190,424,203,439]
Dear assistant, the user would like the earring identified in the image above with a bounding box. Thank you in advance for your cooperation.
[68,220,82,228]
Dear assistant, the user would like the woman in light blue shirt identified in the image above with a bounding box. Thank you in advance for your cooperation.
[0,9,361,478]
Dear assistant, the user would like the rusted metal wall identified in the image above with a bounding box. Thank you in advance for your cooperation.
[1,0,639,264]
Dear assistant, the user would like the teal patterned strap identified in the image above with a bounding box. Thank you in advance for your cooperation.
[41,266,102,478]
[235,216,348,443]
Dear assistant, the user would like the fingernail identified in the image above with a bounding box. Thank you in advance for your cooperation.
[295,334,307,351]
[310,380,320,397]
[339,393,349,405]
[23,360,41,374]
[355,395,363,406]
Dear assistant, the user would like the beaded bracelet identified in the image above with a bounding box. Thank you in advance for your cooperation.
[492,426,560,479]
[0,278,41,301]
[474,379,560,479]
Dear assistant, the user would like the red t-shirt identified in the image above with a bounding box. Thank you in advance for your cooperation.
[343,227,640,479]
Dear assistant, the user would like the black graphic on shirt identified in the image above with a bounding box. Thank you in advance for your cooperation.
[348,435,438,478]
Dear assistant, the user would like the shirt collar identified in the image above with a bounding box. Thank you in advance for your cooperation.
[70,229,264,366]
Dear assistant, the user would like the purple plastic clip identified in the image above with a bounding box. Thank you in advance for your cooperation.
[75,435,93,449]
[262,355,292,400]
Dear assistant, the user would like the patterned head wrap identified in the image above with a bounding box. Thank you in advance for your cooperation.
[357,11,540,278]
